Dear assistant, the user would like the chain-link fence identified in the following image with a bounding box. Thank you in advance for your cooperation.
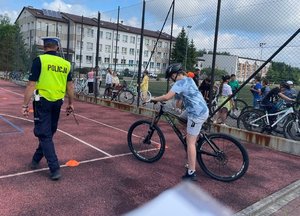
[96,0,299,104]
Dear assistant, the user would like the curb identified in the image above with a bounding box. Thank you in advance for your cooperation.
[234,180,300,216]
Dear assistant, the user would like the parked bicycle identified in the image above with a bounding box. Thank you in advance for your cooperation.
[127,101,249,182]
[74,78,88,95]
[103,81,135,104]
[237,101,299,140]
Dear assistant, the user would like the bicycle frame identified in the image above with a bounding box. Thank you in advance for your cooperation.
[250,106,294,128]
[150,103,220,154]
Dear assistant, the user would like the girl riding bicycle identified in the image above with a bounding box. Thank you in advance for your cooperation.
[151,63,209,181]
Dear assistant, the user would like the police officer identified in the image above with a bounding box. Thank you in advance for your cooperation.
[22,37,74,181]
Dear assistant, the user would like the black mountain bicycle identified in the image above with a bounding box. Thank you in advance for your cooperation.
[127,102,249,182]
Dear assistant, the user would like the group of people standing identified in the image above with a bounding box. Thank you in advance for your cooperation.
[87,67,121,94]
[250,76,297,111]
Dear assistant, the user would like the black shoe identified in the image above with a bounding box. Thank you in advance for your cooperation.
[182,171,197,181]
[50,170,61,181]
[30,160,39,170]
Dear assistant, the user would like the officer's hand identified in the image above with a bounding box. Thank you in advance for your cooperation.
[66,104,74,116]
[22,105,29,118]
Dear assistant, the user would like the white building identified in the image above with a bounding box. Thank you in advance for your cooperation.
[15,7,175,74]
[201,54,271,81]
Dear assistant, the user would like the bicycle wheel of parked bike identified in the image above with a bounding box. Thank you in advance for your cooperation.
[284,114,300,141]
[118,90,135,104]
[228,99,248,119]
[127,120,165,163]
[103,87,114,99]
[197,133,249,182]
[237,109,266,133]
[140,91,152,103]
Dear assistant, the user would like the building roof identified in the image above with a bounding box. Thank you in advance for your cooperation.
[16,6,175,41]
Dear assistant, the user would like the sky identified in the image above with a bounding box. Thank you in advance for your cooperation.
[1,0,300,67]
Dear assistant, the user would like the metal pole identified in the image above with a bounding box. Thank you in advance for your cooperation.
[66,19,70,61]
[208,0,222,116]
[167,0,175,92]
[137,0,146,108]
[114,6,120,73]
[94,12,101,98]
[184,25,192,70]
[79,15,83,71]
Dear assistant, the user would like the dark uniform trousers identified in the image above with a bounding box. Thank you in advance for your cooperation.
[32,97,63,173]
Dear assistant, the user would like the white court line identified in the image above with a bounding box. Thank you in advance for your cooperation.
[0,152,133,180]
[0,113,112,157]
[0,87,24,96]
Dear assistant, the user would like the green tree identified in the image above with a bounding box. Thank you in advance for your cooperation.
[186,39,197,71]
[266,62,300,85]
[0,15,29,73]
[171,27,187,64]
[202,67,227,81]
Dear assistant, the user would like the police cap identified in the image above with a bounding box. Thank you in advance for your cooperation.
[41,37,60,46]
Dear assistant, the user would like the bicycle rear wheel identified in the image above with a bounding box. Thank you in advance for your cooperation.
[118,90,135,104]
[237,109,266,133]
[127,120,165,163]
[284,114,300,141]
[197,133,249,182]
[229,99,248,119]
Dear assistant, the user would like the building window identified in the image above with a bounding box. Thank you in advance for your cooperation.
[99,44,103,52]
[76,55,82,62]
[163,52,168,59]
[157,52,162,58]
[114,46,119,54]
[98,57,102,63]
[150,62,154,68]
[77,26,83,35]
[86,55,92,64]
[104,58,110,63]
[106,32,112,40]
[129,60,134,66]
[144,50,149,57]
[100,31,103,39]
[105,45,111,53]
[129,48,134,55]
[164,42,168,48]
[87,42,93,51]
[156,63,161,69]
[87,28,94,37]
[152,40,156,46]
[122,35,128,43]
[130,36,135,44]
[114,33,120,41]
[77,41,83,49]
[122,47,127,55]
[121,59,126,64]
[145,39,150,46]
[143,61,147,68]
[113,58,118,64]
[157,41,162,48]
[162,63,167,68]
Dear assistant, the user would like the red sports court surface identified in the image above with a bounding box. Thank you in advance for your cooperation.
[0,80,299,215]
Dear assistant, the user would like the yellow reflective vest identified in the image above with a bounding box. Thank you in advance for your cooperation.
[36,54,71,101]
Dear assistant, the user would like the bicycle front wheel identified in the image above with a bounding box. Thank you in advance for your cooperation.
[197,133,249,182]
[127,120,165,163]
[284,114,300,141]
[118,90,135,104]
